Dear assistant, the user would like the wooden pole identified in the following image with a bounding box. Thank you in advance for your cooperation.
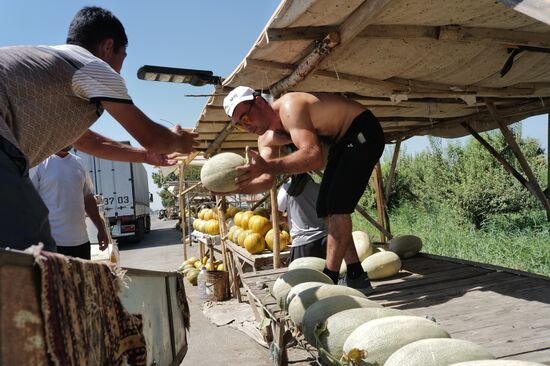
[385,140,401,203]
[215,195,229,270]
[270,186,281,269]
[177,163,188,260]
[373,162,388,242]
[486,101,550,220]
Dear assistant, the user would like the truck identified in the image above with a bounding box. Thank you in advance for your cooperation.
[74,144,152,242]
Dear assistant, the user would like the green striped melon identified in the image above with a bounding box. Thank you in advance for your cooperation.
[451,361,546,366]
[200,152,246,192]
[361,251,401,279]
[385,338,494,366]
[271,269,333,309]
[288,256,325,272]
[288,284,368,329]
[389,234,423,258]
[301,295,381,345]
[315,307,406,365]
[342,315,450,366]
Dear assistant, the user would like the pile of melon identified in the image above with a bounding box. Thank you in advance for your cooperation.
[270,266,544,366]
[177,256,225,286]
[192,206,240,236]
[226,208,291,255]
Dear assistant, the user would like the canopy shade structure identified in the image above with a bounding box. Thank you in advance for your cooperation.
[186,0,550,159]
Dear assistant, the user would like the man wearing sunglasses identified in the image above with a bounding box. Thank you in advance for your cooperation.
[223,86,385,293]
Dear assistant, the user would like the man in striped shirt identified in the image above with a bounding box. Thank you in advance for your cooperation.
[0,7,198,251]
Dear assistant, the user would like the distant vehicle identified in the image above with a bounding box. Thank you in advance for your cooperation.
[74,144,152,242]
[158,209,167,219]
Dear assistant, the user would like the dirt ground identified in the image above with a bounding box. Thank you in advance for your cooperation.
[117,218,315,366]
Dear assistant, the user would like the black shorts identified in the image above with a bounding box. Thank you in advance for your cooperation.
[290,236,327,262]
[316,110,384,218]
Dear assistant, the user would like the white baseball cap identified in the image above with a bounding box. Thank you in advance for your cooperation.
[223,86,256,118]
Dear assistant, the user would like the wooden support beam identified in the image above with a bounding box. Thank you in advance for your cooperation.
[359,24,550,49]
[270,186,281,269]
[354,205,393,240]
[385,139,401,203]
[267,26,338,42]
[179,181,202,196]
[178,163,187,260]
[204,121,238,158]
[373,162,390,242]
[485,100,550,220]
[270,32,340,97]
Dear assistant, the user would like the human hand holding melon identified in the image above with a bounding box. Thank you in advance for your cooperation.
[234,148,268,188]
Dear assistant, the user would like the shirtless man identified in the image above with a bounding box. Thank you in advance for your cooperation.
[223,86,385,291]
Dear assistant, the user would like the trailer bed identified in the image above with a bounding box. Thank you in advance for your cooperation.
[241,254,550,364]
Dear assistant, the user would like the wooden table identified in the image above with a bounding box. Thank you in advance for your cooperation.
[239,253,550,366]
[225,240,290,273]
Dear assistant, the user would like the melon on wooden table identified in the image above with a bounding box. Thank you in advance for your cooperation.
[389,234,423,258]
[450,361,546,366]
[283,281,327,311]
[271,269,333,309]
[200,152,246,192]
[361,251,402,279]
[288,256,325,272]
[342,315,450,366]
[287,284,370,329]
[301,294,381,346]
[384,338,494,366]
[315,307,406,365]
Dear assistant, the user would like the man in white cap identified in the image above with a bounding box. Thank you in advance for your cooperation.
[223,86,385,292]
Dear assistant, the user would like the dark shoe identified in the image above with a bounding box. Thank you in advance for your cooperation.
[343,271,373,295]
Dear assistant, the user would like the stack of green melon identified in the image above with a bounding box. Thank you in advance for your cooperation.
[270,232,544,366]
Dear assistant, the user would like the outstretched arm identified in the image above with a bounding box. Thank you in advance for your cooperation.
[74,130,178,166]
[101,101,199,155]
[84,194,109,251]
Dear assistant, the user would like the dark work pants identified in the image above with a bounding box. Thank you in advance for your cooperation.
[0,137,56,252]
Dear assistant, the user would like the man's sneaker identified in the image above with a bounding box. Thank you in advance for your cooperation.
[343,271,373,295]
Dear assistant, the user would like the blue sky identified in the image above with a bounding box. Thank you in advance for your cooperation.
[2,1,548,209]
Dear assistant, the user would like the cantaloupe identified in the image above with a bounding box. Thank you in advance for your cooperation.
[271,269,333,309]
[342,315,450,366]
[265,228,291,252]
[200,152,246,192]
[301,295,381,345]
[316,307,406,365]
[389,234,423,258]
[450,361,546,366]
[384,338,494,366]
[287,284,368,329]
[244,232,266,254]
[361,251,401,279]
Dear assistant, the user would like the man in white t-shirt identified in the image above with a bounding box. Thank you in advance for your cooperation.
[30,146,109,259]
[278,173,328,262]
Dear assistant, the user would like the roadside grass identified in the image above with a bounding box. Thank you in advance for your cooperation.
[352,203,550,277]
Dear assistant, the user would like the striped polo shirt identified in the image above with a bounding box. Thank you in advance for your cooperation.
[0,44,132,167]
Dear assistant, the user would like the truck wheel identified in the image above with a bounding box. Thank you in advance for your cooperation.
[145,215,151,233]
[135,218,145,242]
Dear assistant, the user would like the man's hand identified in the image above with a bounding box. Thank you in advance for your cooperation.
[235,149,269,188]
[144,151,178,166]
[171,125,200,154]
[97,227,109,251]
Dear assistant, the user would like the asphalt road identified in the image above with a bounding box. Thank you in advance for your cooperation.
[118,217,272,366]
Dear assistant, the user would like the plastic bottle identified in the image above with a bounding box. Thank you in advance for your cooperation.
[197,267,208,301]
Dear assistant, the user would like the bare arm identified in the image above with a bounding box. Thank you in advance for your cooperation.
[84,194,109,250]
[74,130,177,166]
[101,101,198,154]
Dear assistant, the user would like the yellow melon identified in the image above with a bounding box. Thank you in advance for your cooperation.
[265,228,291,252]
[244,232,266,254]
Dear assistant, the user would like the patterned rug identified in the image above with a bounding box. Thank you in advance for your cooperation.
[34,250,146,366]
